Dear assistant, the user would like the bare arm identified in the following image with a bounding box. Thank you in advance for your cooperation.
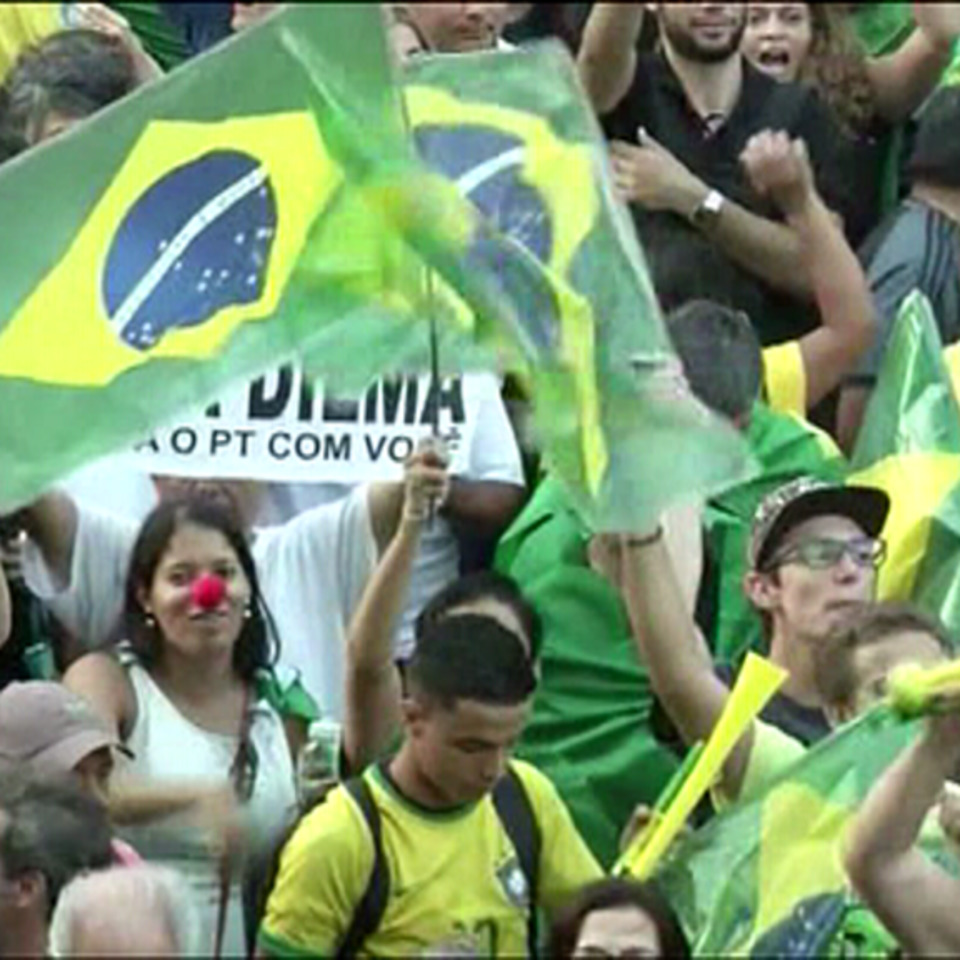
[742,132,875,411]
[18,490,78,590]
[614,529,754,800]
[867,4,959,125]
[577,3,645,114]
[702,196,811,301]
[845,713,960,956]
[611,134,813,301]
[344,445,449,772]
[791,195,875,409]
[837,387,871,456]
[62,651,135,738]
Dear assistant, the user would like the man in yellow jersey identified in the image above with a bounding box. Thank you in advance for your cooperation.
[258,614,600,957]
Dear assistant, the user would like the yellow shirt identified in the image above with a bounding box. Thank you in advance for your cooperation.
[762,342,807,418]
[0,4,64,81]
[259,759,601,957]
[713,719,807,811]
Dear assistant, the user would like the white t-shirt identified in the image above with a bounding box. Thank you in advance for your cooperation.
[22,489,375,720]
[255,373,524,659]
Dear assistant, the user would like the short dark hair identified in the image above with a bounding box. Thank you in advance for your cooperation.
[0,773,113,918]
[2,29,138,149]
[909,87,960,190]
[121,497,277,683]
[415,571,543,661]
[813,601,954,709]
[407,614,537,709]
[667,300,763,421]
[548,878,691,958]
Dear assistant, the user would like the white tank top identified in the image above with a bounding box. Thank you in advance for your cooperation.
[118,663,297,958]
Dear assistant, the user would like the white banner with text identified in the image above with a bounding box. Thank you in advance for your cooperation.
[128,367,480,483]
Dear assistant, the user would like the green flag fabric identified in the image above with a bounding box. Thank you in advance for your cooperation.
[707,403,846,664]
[656,706,955,956]
[850,292,960,640]
[496,477,680,867]
[404,44,750,530]
[0,3,446,509]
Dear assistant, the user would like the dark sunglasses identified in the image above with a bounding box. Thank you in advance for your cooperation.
[765,536,887,572]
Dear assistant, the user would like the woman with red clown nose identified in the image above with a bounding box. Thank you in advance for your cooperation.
[64,496,299,958]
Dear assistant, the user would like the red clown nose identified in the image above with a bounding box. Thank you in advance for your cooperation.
[191,574,226,610]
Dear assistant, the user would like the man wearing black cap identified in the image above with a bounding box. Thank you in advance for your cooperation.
[739,477,890,741]
[604,476,950,804]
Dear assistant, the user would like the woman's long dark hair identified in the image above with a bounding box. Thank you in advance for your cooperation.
[121,497,277,683]
[548,878,691,958]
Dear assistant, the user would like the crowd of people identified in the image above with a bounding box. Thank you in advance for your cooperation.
[0,1,960,957]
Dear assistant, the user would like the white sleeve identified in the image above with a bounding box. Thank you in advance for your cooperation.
[22,507,138,649]
[265,487,376,631]
[462,373,525,486]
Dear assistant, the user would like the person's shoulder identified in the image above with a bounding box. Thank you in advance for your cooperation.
[285,779,374,861]
[864,202,939,274]
[507,758,564,809]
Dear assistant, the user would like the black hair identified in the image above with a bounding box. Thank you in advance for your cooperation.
[909,87,960,190]
[813,601,954,709]
[415,571,543,661]
[407,614,537,709]
[0,773,113,918]
[120,497,277,683]
[548,877,691,958]
[2,29,138,149]
[0,86,25,163]
[667,300,763,422]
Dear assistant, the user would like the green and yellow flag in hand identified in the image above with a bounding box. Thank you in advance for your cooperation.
[656,706,951,956]
[0,3,434,508]
[404,45,749,529]
[850,292,960,637]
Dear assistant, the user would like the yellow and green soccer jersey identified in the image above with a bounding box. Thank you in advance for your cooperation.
[259,760,602,958]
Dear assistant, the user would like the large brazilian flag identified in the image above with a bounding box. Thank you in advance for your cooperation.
[850,292,960,639]
[403,45,749,529]
[0,3,434,508]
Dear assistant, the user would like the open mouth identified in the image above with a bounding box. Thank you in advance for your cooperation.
[756,48,793,73]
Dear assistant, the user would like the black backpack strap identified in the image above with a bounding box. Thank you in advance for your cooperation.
[336,776,390,959]
[493,765,542,957]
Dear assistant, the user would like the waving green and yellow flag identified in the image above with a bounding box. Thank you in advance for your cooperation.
[850,292,960,635]
[0,3,432,507]
[656,706,951,956]
[404,46,749,529]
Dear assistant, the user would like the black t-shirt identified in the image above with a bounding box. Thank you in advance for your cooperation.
[833,115,895,251]
[603,54,855,346]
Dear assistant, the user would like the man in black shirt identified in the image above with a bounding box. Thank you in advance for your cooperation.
[578,3,853,347]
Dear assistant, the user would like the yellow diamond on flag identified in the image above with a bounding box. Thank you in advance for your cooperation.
[0,113,338,387]
[851,452,960,601]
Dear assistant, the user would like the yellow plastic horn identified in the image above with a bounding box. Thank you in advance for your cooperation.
[617,653,787,879]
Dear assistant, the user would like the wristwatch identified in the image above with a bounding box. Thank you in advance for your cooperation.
[690,189,726,229]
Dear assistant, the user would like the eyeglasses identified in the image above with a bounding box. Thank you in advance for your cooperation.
[765,536,887,572]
